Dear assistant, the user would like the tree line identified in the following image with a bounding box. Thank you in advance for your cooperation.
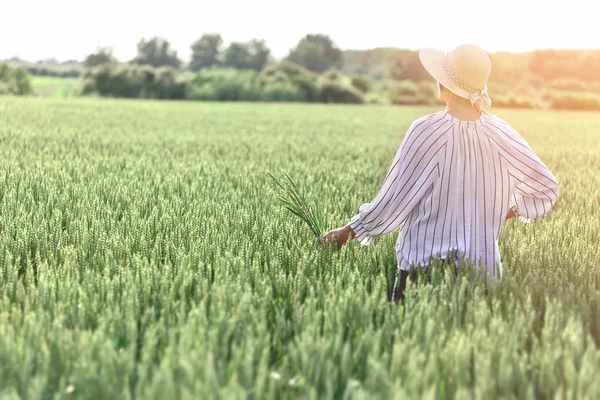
[72,34,367,104]
[84,34,343,75]
[10,33,600,90]
[5,33,600,111]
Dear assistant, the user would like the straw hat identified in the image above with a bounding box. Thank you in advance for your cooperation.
[419,44,492,111]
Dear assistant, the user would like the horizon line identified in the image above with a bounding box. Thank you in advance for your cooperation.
[5,45,600,65]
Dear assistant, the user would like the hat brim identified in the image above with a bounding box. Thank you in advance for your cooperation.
[419,48,470,100]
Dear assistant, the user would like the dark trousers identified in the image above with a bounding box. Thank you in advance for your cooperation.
[391,259,459,303]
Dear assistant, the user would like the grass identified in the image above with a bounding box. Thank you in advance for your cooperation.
[0,98,598,399]
[30,76,80,98]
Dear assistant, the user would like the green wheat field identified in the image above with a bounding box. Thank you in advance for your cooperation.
[0,98,598,399]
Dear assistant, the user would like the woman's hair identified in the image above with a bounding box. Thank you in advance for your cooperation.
[438,82,491,112]
[438,82,477,109]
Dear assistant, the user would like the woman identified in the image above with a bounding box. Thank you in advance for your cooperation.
[321,44,560,302]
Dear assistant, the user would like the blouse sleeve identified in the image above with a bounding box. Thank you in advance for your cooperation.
[499,126,560,223]
[349,116,448,245]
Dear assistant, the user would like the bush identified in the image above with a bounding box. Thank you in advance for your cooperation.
[389,80,437,105]
[549,93,600,110]
[240,82,264,101]
[493,96,539,109]
[0,63,32,95]
[261,81,305,102]
[185,83,217,101]
[391,95,432,105]
[290,74,321,102]
[82,63,185,99]
[393,80,419,96]
[11,67,32,95]
[528,75,545,89]
[322,68,342,82]
[364,92,388,105]
[262,60,312,80]
[589,82,600,94]
[549,78,586,92]
[212,77,249,101]
[26,67,79,78]
[351,76,370,93]
[60,70,80,78]
[263,62,321,102]
[417,81,439,100]
[319,81,364,104]
[186,69,262,101]
[264,70,289,84]
[148,67,186,99]
[82,64,142,98]
[187,66,313,103]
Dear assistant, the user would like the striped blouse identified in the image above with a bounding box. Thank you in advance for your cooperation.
[349,111,560,279]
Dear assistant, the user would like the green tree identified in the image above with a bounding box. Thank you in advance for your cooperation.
[190,34,223,71]
[0,63,32,95]
[12,67,32,95]
[528,50,600,82]
[287,34,343,73]
[223,42,250,70]
[222,39,271,71]
[133,37,181,68]
[84,47,116,68]
[390,51,431,82]
[246,39,270,71]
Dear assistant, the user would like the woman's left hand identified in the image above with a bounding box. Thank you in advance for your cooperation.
[319,225,355,248]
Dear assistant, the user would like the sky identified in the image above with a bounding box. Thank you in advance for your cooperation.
[3,0,599,62]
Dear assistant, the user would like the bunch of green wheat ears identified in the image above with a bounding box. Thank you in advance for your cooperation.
[266,170,327,241]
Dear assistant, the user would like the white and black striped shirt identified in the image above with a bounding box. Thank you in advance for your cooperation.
[349,111,560,279]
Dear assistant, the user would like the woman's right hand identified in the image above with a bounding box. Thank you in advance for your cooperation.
[505,208,516,221]
[319,225,355,248]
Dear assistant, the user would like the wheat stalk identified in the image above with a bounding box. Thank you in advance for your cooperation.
[266,170,326,238]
